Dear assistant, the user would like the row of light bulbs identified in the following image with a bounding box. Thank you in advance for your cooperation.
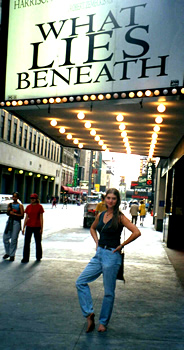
[2,88,184,108]
[148,104,165,159]
[115,114,131,154]
[50,113,109,151]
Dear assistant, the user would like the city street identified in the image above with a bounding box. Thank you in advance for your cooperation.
[0,205,184,349]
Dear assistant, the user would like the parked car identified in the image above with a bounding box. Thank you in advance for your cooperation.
[0,194,13,213]
[83,195,99,228]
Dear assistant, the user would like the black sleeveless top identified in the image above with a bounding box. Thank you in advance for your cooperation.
[96,211,124,248]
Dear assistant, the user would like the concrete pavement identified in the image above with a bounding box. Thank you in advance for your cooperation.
[0,207,184,350]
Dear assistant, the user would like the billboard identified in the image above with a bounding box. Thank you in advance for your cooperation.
[3,0,184,100]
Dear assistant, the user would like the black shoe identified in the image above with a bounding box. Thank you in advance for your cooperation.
[21,259,29,263]
[9,256,15,261]
[3,254,9,260]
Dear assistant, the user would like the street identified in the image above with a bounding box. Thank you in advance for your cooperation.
[0,204,184,350]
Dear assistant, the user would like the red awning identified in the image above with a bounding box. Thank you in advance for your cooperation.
[61,186,85,195]
[61,186,76,194]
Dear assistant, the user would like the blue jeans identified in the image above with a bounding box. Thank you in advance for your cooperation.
[76,246,122,326]
[3,220,21,257]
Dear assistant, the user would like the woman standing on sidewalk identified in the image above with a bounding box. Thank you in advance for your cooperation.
[21,193,44,263]
[3,192,24,261]
[76,188,141,333]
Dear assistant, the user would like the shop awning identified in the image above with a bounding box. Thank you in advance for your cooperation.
[61,186,84,195]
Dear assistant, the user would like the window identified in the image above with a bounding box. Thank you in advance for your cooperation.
[48,142,50,158]
[37,135,40,154]
[51,144,54,160]
[44,140,47,157]
[13,121,17,144]
[0,115,5,138]
[7,117,12,141]
[33,133,36,152]
[29,130,32,150]
[24,128,27,148]
[19,124,23,146]
[41,138,44,155]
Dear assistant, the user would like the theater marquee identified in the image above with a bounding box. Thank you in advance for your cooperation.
[4,0,184,100]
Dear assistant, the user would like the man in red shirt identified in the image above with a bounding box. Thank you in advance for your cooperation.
[21,193,44,263]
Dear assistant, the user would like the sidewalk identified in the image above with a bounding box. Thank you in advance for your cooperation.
[0,214,184,350]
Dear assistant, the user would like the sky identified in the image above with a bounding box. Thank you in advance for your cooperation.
[103,152,141,189]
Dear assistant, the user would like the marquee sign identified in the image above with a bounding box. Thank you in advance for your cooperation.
[4,0,184,100]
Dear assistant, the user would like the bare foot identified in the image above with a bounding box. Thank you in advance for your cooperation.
[86,313,95,333]
[98,324,107,332]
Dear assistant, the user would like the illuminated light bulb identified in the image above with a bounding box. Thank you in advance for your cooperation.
[90,129,96,136]
[55,97,61,103]
[59,127,65,134]
[116,114,124,122]
[181,88,184,94]
[1,102,5,106]
[157,104,166,113]
[42,99,48,104]
[95,135,100,141]
[119,123,126,131]
[152,133,158,139]
[12,101,17,106]
[37,174,41,177]
[154,90,160,96]
[83,95,89,101]
[19,170,24,174]
[155,116,163,124]
[67,134,72,140]
[98,94,104,100]
[50,119,57,127]
[102,145,107,150]
[49,98,54,104]
[123,137,128,143]
[62,97,67,102]
[78,143,83,148]
[106,94,111,99]
[90,95,96,100]
[29,172,33,176]
[151,138,157,144]
[8,168,12,172]
[121,131,127,138]
[51,177,54,180]
[129,92,135,98]
[113,93,118,99]
[77,112,85,120]
[121,93,126,98]
[84,121,91,128]
[73,139,79,144]
[153,125,160,132]
[18,100,23,106]
[137,91,143,97]
[127,149,131,154]
[99,140,103,146]
[172,89,177,94]
[69,96,74,102]
[145,90,152,97]
[44,176,48,179]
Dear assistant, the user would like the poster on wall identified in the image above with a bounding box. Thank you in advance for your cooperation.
[5,0,184,100]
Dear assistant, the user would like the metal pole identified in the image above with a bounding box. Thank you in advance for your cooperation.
[88,150,93,195]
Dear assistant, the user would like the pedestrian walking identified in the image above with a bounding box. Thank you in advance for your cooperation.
[129,200,139,225]
[21,193,44,263]
[62,196,68,209]
[52,197,57,208]
[76,188,141,333]
[3,192,24,261]
[139,200,146,226]
[95,194,106,216]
